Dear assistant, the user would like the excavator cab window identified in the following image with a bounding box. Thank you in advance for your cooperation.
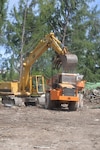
[32,75,45,94]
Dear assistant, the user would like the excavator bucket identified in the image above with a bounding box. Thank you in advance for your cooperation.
[52,53,78,72]
[60,54,78,72]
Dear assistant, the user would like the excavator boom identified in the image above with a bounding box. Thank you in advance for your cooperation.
[20,33,78,93]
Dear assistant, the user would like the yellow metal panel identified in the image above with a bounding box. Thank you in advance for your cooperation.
[11,82,18,94]
[0,82,12,92]
[0,81,18,95]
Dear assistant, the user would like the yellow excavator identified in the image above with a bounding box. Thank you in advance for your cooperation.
[0,33,85,110]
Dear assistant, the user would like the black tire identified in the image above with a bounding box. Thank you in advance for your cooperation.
[68,101,78,111]
[54,101,61,108]
[45,92,54,109]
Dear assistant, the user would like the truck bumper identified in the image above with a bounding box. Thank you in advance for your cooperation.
[50,90,79,102]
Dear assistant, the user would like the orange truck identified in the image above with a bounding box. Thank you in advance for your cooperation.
[45,73,85,111]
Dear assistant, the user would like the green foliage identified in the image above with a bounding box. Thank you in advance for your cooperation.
[0,0,7,30]
[0,0,7,45]
[2,0,100,82]
[48,0,100,82]
[5,0,56,80]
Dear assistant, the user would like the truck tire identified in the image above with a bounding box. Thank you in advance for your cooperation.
[45,92,54,109]
[68,101,78,111]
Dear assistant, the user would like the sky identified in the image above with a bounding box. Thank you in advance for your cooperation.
[91,0,100,8]
[0,0,100,56]
[8,0,100,10]
[8,0,19,11]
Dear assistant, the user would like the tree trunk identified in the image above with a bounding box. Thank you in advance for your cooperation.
[20,4,27,80]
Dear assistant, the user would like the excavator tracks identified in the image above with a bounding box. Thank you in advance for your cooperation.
[2,96,25,107]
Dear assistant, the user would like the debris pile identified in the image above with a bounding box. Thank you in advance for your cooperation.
[84,82,100,104]
[89,88,100,103]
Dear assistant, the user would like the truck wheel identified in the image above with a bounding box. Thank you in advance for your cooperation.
[45,92,54,109]
[68,101,78,111]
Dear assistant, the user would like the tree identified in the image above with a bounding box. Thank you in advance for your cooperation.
[5,0,100,82]
[0,0,8,81]
[80,6,100,81]
[5,0,56,80]
[0,0,7,44]
[47,0,100,81]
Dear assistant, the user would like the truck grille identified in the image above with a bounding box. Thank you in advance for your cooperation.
[63,88,75,96]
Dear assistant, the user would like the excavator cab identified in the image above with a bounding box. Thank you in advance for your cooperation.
[32,75,45,95]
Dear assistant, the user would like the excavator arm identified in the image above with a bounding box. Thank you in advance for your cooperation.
[19,33,78,93]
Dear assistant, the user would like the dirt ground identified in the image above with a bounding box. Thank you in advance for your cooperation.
[0,99,100,150]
